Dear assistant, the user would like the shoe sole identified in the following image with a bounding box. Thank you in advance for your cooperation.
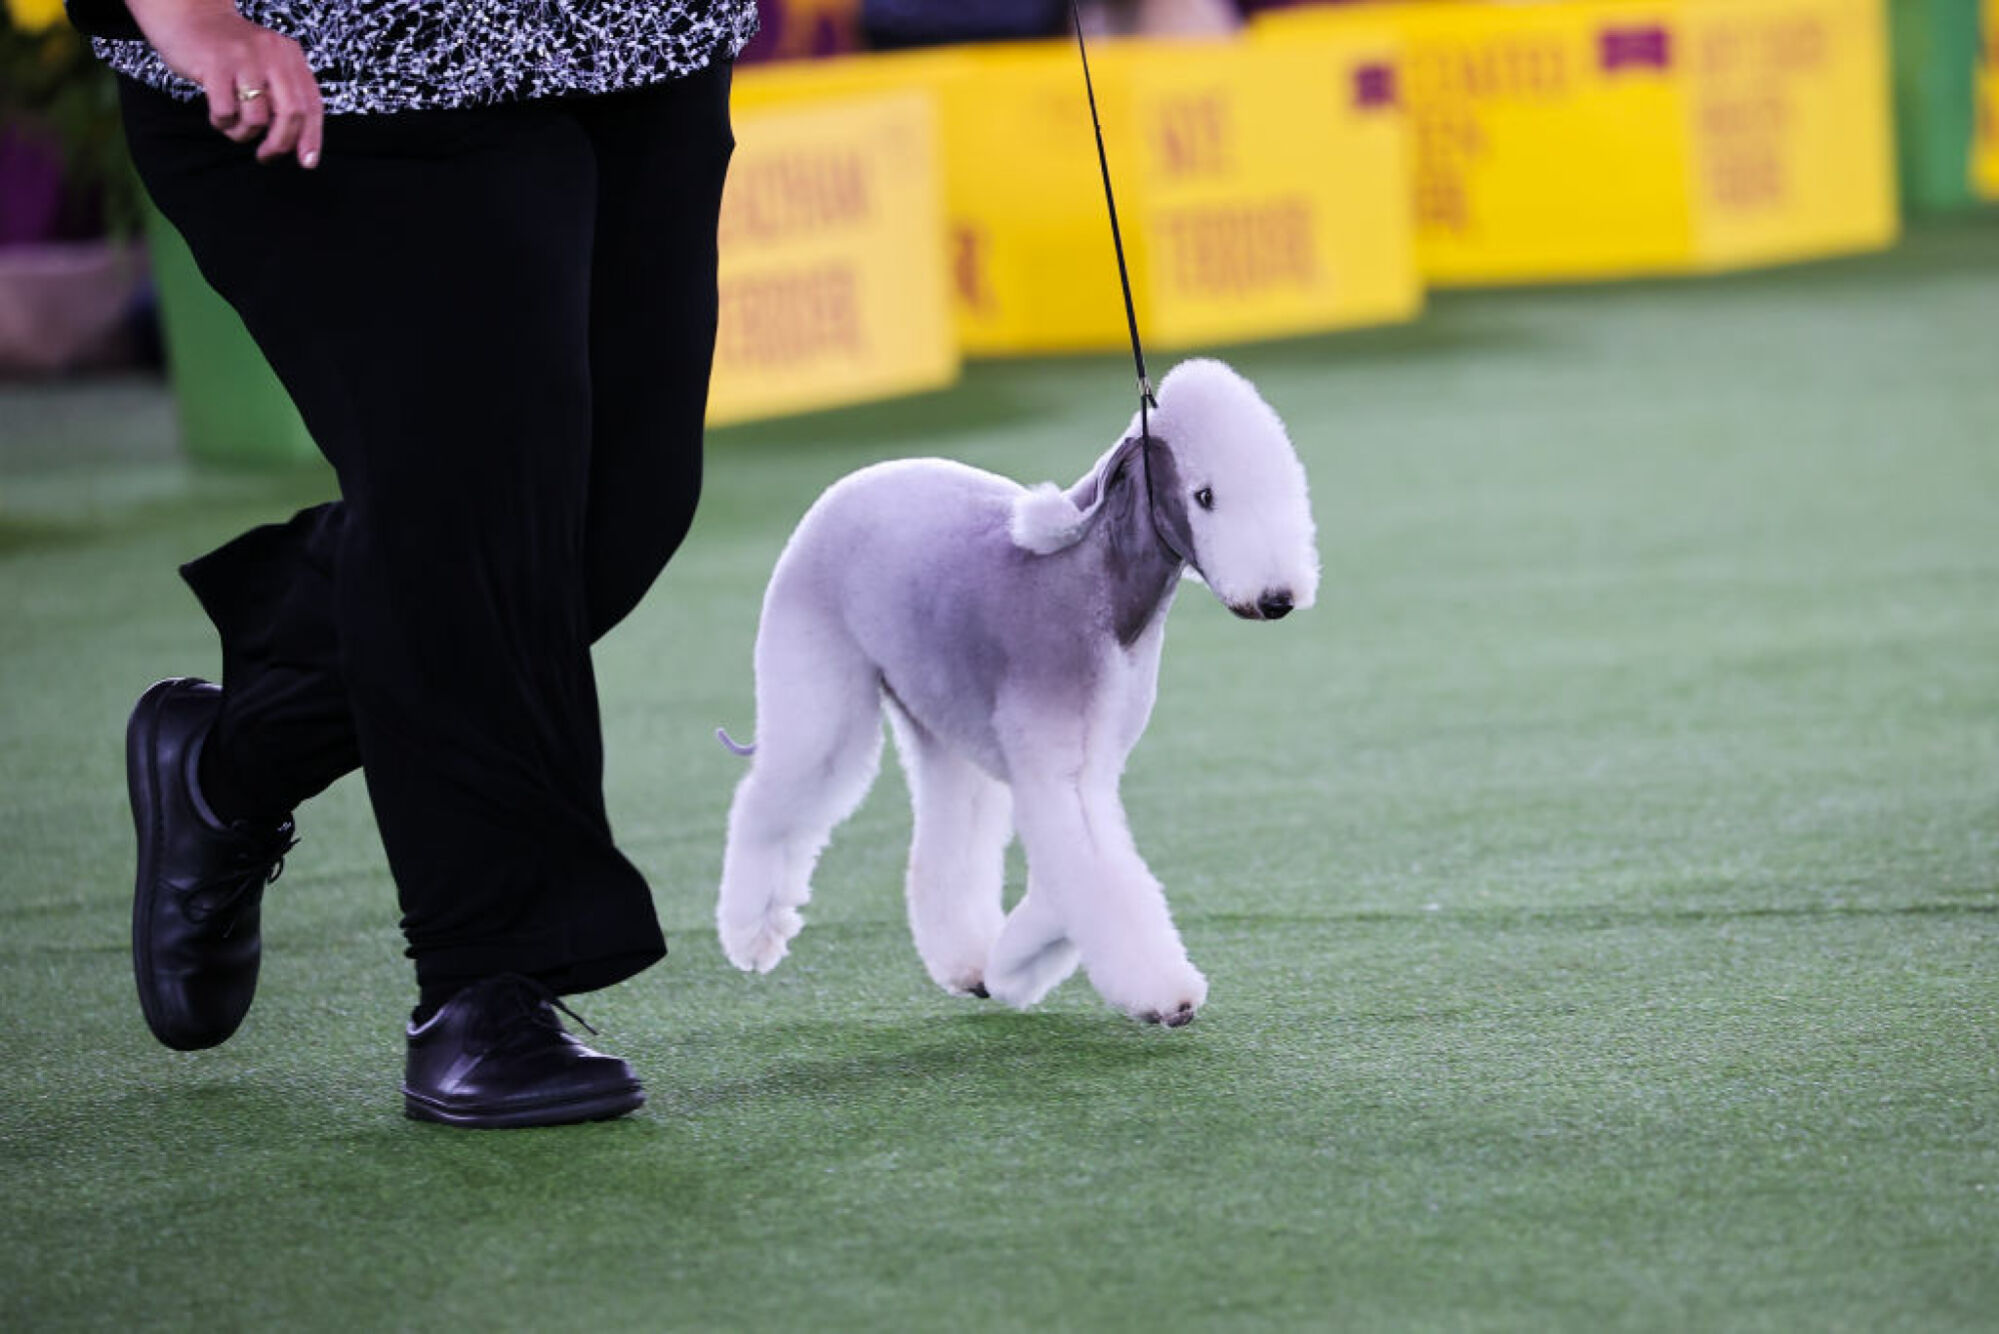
[130,679,192,1050]
[128,677,234,1052]
[401,1084,647,1130]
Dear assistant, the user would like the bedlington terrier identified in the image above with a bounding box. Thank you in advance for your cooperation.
[714,358,1319,1026]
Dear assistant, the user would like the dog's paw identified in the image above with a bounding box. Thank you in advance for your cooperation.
[910,899,1007,1002]
[922,955,997,1000]
[1105,963,1208,1029]
[1139,1000,1198,1028]
[918,957,989,997]
[719,905,803,974]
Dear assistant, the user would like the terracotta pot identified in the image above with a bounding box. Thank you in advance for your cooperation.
[0,239,147,375]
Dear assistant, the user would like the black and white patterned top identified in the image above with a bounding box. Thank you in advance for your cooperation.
[87,0,759,115]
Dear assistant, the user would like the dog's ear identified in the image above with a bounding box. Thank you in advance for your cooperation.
[1141,436,1197,566]
[1010,434,1145,555]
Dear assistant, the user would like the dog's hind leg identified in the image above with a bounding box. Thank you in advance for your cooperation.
[716,606,883,974]
[888,709,1012,997]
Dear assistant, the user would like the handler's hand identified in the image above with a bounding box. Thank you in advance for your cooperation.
[123,0,324,168]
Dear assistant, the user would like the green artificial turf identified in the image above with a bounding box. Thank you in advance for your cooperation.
[3,221,1996,1331]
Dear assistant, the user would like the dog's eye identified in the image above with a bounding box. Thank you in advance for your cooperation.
[1194,487,1214,511]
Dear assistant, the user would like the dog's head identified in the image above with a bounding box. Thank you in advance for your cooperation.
[1009,358,1319,621]
[1140,359,1319,620]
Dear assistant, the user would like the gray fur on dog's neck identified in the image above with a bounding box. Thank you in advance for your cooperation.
[1065,435,1190,648]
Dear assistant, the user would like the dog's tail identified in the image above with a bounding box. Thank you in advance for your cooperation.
[716,727,756,758]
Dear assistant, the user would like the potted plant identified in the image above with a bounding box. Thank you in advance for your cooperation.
[0,0,150,374]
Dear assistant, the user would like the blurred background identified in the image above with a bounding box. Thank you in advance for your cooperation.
[2,0,1993,449]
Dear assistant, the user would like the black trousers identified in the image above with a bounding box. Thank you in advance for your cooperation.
[119,64,735,996]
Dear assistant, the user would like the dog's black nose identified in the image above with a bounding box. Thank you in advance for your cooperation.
[1257,591,1293,621]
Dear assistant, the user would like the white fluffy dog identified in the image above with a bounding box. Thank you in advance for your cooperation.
[715,359,1319,1025]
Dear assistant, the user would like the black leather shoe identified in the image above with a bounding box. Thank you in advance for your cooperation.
[127,677,297,1051]
[402,974,646,1129]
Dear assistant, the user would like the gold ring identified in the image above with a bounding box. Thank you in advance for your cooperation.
[237,85,266,102]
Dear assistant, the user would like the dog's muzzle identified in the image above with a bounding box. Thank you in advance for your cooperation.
[1231,590,1295,621]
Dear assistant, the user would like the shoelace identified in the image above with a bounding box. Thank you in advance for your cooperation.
[484,974,601,1041]
[180,820,300,938]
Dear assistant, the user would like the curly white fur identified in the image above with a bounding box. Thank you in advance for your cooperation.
[1009,482,1095,554]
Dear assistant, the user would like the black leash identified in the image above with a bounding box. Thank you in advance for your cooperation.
[1069,0,1157,445]
[1067,0,1200,575]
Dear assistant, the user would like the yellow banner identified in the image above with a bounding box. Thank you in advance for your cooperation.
[1259,0,1898,285]
[737,36,1421,357]
[731,46,1104,352]
[1978,0,1999,199]
[707,90,958,426]
[1684,0,1897,269]
[948,36,1421,353]
[1131,33,1421,348]
[936,42,1130,353]
[1298,0,1698,284]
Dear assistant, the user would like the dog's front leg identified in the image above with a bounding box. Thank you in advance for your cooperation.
[1005,778,1208,1026]
[985,880,1080,1009]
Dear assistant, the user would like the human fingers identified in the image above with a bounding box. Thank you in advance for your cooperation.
[291,71,326,169]
[296,101,324,170]
[211,71,273,143]
[205,73,247,138]
[186,31,313,148]
[253,68,323,166]
[124,0,324,157]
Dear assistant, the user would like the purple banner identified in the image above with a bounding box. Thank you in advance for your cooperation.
[1352,62,1398,110]
[1599,25,1673,73]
